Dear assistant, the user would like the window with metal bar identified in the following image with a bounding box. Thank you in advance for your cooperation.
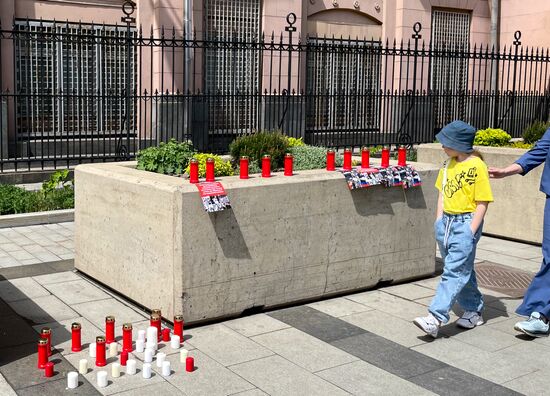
[430,9,471,127]
[204,0,260,132]
[14,21,136,141]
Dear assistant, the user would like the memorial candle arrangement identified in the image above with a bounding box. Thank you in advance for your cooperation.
[105,316,116,344]
[150,314,162,342]
[67,371,78,389]
[71,322,82,352]
[37,338,48,369]
[162,328,171,342]
[381,146,390,168]
[173,315,184,344]
[284,153,293,176]
[343,148,352,171]
[189,159,199,184]
[44,362,54,378]
[261,155,271,178]
[95,336,107,367]
[122,323,133,352]
[397,145,407,166]
[361,147,370,169]
[206,157,215,182]
[40,327,52,357]
[240,156,249,179]
[326,149,336,171]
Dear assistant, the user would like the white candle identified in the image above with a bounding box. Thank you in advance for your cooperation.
[162,361,171,377]
[142,363,152,379]
[97,371,108,388]
[109,342,118,358]
[146,327,157,344]
[138,329,146,342]
[111,363,121,378]
[126,359,137,375]
[78,359,88,375]
[67,371,78,389]
[170,335,180,349]
[136,339,145,353]
[144,348,153,363]
[179,348,188,363]
[89,342,96,358]
[156,352,166,368]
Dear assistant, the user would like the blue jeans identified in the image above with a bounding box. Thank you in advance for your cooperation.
[429,212,484,324]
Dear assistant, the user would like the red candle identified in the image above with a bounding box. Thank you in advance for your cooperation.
[44,362,54,378]
[381,146,390,168]
[189,159,199,184]
[261,155,271,178]
[398,145,407,166]
[95,336,107,367]
[174,315,184,344]
[361,147,370,169]
[284,153,293,176]
[122,323,133,353]
[186,356,195,372]
[37,338,49,369]
[206,157,215,182]
[152,309,162,317]
[240,156,249,179]
[105,316,115,345]
[120,350,128,366]
[162,328,171,342]
[41,327,52,357]
[326,149,335,171]
[343,148,352,171]
[71,322,82,352]
[150,314,162,342]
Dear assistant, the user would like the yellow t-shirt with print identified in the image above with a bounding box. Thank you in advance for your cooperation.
[435,156,494,214]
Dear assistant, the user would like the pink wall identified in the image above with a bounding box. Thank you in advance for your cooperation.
[500,0,550,49]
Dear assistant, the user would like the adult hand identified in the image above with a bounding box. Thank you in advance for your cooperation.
[488,167,507,179]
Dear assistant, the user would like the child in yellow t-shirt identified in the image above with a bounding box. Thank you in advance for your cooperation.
[414,120,494,338]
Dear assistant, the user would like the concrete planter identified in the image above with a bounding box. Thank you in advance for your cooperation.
[418,143,543,244]
[0,209,74,229]
[75,161,439,324]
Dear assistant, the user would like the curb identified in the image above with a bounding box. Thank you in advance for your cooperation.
[0,209,74,229]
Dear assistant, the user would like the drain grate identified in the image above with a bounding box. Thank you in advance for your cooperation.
[476,261,534,298]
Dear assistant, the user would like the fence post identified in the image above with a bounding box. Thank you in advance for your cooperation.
[118,0,136,160]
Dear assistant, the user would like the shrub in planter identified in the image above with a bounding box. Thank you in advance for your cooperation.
[137,139,195,175]
[287,137,305,147]
[474,128,511,147]
[523,121,550,144]
[185,153,234,177]
[290,145,343,171]
[229,131,289,170]
[0,185,40,215]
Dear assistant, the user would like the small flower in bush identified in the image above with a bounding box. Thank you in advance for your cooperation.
[185,153,234,177]
[287,137,305,147]
[474,128,511,147]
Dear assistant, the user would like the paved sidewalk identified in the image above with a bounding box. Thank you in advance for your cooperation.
[0,227,548,395]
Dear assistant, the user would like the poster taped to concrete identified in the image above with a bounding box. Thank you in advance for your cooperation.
[341,165,422,190]
[196,182,232,212]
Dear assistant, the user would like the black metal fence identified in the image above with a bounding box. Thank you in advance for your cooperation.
[1,11,550,172]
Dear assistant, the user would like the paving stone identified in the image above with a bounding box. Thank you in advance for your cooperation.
[476,251,541,273]
[8,250,35,261]
[23,245,50,254]
[0,278,51,302]
[44,279,111,305]
[33,252,62,263]
[185,324,273,367]
[268,306,365,343]
[231,389,269,396]
[16,376,100,396]
[0,372,17,396]
[0,313,40,349]
[159,349,256,396]
[486,316,523,336]
[45,245,72,256]
[439,322,522,352]
[251,327,358,372]
[9,295,79,325]
[485,297,523,314]
[0,243,23,253]
[408,366,522,396]
[341,310,427,347]
[230,355,350,396]
[19,258,42,266]
[316,360,436,396]
[307,297,374,318]
[502,368,550,395]
[331,333,445,379]
[71,298,148,329]
[381,283,435,301]
[32,317,102,355]
[33,271,81,285]
[114,381,185,396]
[224,313,291,337]
[411,337,488,366]
[346,290,429,321]
[0,257,19,267]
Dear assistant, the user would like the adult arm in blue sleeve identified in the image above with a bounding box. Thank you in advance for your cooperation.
[515,128,550,175]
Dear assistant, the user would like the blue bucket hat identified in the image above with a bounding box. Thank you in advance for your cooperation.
[435,120,476,153]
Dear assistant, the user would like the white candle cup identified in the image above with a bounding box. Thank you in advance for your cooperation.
[162,361,171,377]
[142,363,152,379]
[179,348,188,363]
[111,363,121,378]
[97,371,108,388]
[135,339,145,353]
[146,327,157,344]
[138,329,146,342]
[144,348,153,363]
[89,342,96,358]
[156,352,166,368]
[126,359,137,375]
[78,359,88,375]
[170,335,180,350]
[67,371,78,389]
[109,342,118,358]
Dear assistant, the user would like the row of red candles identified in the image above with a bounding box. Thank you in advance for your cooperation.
[37,311,194,376]
[189,146,407,183]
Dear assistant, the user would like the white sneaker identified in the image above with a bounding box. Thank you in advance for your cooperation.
[456,311,484,329]
[413,314,440,338]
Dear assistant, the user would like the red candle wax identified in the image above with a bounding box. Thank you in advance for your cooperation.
[326,150,335,171]
[261,155,271,178]
[381,146,390,168]
[343,148,352,171]
[44,362,54,378]
[174,315,184,344]
[71,322,82,352]
[205,158,215,182]
[105,316,115,345]
[240,156,249,179]
[122,323,133,352]
[186,356,195,372]
[284,153,293,176]
[361,147,370,169]
[37,338,48,369]
[95,336,107,367]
